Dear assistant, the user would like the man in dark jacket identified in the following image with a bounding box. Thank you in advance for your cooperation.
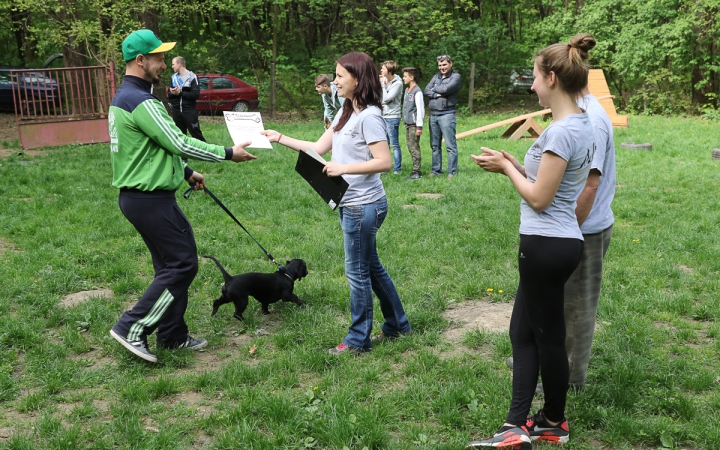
[424,55,461,178]
[168,56,205,141]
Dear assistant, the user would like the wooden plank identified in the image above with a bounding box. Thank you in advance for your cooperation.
[456,108,551,139]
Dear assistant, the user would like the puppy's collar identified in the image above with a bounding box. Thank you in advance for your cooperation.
[279,266,294,281]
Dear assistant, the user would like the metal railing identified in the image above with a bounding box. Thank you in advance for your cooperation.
[10,62,116,122]
[10,62,117,149]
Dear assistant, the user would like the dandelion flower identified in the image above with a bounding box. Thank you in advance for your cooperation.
[487,288,494,292]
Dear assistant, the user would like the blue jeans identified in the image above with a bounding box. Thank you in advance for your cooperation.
[339,197,411,350]
[429,113,458,175]
[385,117,402,172]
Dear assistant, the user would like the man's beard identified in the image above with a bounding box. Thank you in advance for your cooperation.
[144,66,160,84]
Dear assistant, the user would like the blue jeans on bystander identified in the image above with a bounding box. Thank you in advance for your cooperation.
[339,196,411,350]
[429,113,458,176]
[385,117,402,173]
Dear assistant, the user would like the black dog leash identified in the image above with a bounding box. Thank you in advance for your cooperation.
[184,184,289,276]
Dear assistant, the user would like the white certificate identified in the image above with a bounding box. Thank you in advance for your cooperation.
[223,111,273,149]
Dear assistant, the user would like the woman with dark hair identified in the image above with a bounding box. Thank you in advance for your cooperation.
[466,34,597,449]
[261,52,411,354]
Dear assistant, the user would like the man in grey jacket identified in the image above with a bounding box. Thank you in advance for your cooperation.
[424,55,461,178]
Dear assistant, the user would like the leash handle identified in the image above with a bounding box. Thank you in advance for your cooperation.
[183,183,196,199]
[184,183,283,271]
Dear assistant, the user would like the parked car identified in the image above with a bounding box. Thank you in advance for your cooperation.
[0,68,61,112]
[195,74,260,113]
[508,69,534,94]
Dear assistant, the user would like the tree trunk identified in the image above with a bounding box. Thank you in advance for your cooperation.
[62,36,88,67]
[11,12,34,65]
[270,2,278,119]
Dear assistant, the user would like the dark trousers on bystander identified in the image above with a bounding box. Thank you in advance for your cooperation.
[171,108,206,142]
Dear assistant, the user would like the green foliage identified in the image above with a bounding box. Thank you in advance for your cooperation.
[626,68,692,116]
[1,0,720,112]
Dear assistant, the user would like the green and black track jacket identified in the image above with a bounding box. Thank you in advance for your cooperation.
[109,75,232,191]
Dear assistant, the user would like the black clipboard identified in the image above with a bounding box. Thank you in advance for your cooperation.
[294,150,349,210]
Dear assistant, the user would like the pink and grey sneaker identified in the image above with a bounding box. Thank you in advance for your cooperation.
[328,343,350,355]
[466,425,532,449]
[526,409,570,444]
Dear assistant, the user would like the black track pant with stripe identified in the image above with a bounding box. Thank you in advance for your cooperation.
[112,189,198,349]
[171,108,206,142]
[506,234,583,426]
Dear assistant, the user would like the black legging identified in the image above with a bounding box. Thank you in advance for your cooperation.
[506,234,583,426]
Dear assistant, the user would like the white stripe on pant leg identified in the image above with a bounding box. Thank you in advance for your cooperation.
[127,289,175,341]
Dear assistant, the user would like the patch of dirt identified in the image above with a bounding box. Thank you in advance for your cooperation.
[442,300,513,343]
[401,204,422,209]
[60,288,114,308]
[0,407,37,438]
[678,264,694,274]
[417,193,443,199]
[170,322,275,377]
[0,238,19,255]
[70,348,114,369]
[171,392,216,419]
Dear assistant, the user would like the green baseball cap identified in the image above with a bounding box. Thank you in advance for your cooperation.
[122,29,176,61]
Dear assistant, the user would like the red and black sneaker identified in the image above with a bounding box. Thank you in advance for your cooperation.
[466,425,532,449]
[526,409,570,444]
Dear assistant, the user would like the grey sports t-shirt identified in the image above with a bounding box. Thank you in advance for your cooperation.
[519,112,595,240]
[330,106,387,207]
[577,94,616,234]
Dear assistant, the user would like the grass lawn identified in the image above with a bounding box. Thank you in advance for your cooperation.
[0,112,718,449]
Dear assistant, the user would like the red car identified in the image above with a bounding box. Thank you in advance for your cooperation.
[196,74,260,113]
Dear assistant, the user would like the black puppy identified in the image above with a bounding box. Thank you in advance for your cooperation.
[203,255,308,320]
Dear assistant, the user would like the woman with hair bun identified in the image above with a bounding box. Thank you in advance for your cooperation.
[261,52,411,355]
[467,34,597,449]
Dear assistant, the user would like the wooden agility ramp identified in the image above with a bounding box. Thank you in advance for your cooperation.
[455,108,550,141]
[456,69,628,141]
[587,69,628,127]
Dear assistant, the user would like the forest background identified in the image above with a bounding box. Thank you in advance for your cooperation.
[2,0,720,119]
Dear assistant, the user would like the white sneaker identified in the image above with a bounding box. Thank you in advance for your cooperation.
[110,329,157,363]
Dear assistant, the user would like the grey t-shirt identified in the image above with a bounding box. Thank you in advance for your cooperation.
[577,94,616,234]
[330,105,387,207]
[519,112,595,240]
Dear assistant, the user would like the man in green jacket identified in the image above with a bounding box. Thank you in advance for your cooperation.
[108,29,256,363]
